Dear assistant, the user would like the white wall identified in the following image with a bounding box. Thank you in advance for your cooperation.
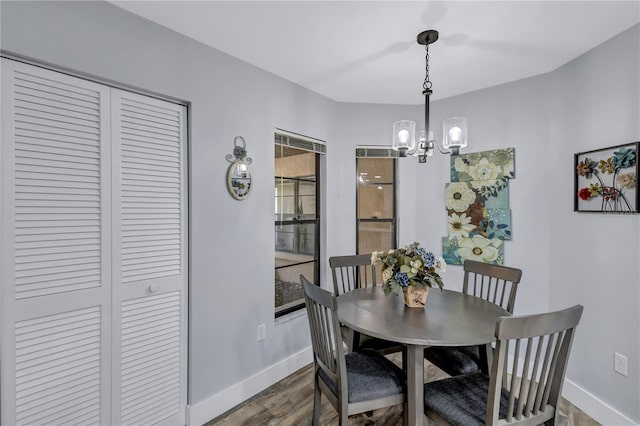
[2,1,638,423]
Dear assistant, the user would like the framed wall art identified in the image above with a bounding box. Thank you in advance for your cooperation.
[574,142,639,213]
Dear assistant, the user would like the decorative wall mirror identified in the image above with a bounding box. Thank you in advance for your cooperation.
[226,136,253,200]
[227,160,252,200]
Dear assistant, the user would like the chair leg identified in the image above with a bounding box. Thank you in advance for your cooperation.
[401,347,407,372]
[339,409,348,426]
[403,398,409,426]
[478,343,492,374]
[312,375,321,426]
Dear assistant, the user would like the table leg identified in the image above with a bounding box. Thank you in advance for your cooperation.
[406,344,424,426]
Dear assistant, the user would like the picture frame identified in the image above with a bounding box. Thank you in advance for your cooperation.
[574,142,639,213]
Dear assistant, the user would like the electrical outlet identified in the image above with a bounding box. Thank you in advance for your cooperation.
[257,324,266,341]
[614,352,627,376]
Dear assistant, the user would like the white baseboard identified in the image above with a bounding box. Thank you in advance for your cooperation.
[562,378,637,426]
[187,346,313,426]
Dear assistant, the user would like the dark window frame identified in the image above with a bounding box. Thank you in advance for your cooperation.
[275,146,321,318]
[355,156,398,255]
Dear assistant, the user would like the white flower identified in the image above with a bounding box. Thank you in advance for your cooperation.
[447,212,475,240]
[382,267,393,282]
[435,257,446,272]
[453,157,468,174]
[388,249,394,254]
[458,235,499,262]
[445,182,477,212]
[618,172,636,189]
[410,259,422,274]
[467,157,502,185]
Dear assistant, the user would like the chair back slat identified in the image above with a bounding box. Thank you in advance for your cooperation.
[463,259,522,313]
[533,333,555,414]
[524,335,544,415]
[301,275,345,386]
[515,336,534,420]
[541,330,565,409]
[506,339,521,422]
[487,305,583,425]
[329,254,377,296]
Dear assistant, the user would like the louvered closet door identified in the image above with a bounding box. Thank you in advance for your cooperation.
[110,89,187,426]
[1,59,112,426]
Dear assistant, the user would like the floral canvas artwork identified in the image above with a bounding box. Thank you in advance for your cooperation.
[574,142,639,213]
[442,236,504,265]
[451,147,515,191]
[443,148,516,265]
[486,209,512,240]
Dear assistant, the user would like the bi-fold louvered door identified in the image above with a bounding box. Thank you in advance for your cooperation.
[1,58,187,426]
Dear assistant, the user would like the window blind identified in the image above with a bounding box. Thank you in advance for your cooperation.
[356,146,399,158]
[275,129,326,154]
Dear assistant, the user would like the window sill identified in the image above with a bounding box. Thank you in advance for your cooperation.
[275,308,307,325]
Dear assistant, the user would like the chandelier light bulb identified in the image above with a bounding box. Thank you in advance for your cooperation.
[449,126,462,143]
[398,129,410,143]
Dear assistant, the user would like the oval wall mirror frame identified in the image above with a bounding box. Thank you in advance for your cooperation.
[227,160,252,200]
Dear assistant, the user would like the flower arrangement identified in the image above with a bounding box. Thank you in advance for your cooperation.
[371,242,446,296]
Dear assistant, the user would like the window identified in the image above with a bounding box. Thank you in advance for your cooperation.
[275,131,324,317]
[356,147,397,258]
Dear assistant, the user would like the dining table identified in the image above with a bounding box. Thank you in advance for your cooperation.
[337,286,510,426]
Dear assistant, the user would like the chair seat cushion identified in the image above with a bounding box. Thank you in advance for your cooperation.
[424,345,480,376]
[319,350,405,403]
[423,372,511,426]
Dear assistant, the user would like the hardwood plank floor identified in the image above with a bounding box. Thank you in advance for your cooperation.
[205,355,600,425]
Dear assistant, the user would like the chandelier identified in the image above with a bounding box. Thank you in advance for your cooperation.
[392,30,468,163]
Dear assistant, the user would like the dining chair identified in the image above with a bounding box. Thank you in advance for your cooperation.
[424,259,523,376]
[300,275,406,425]
[329,254,405,356]
[423,304,584,426]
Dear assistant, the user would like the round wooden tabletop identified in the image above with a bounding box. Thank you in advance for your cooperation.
[337,287,510,347]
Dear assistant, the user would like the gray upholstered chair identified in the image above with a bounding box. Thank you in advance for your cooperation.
[423,304,583,426]
[300,275,406,425]
[329,254,404,356]
[424,259,523,376]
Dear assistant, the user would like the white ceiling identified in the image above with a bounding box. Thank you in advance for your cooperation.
[111,1,640,105]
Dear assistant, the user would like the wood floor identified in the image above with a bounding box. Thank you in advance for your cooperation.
[205,355,600,426]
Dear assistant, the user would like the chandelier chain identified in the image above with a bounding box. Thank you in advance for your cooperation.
[423,44,432,91]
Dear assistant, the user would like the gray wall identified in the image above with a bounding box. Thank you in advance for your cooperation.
[2,0,638,422]
[0,0,414,407]
[422,25,640,421]
[548,25,640,421]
